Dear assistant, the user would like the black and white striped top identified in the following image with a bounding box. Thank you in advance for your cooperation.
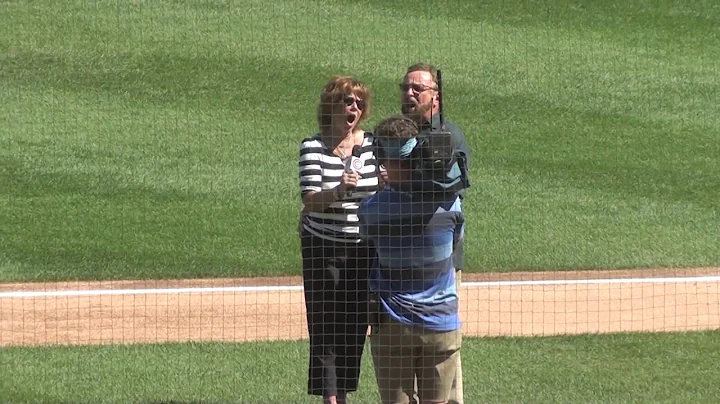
[299,132,381,243]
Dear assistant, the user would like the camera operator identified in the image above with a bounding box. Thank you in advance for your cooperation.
[359,115,468,404]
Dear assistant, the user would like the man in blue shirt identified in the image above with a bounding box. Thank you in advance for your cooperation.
[358,115,465,404]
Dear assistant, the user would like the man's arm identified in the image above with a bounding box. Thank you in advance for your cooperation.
[453,210,465,250]
[445,120,471,200]
[447,120,471,172]
[452,207,466,271]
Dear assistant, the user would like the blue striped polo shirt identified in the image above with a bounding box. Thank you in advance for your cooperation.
[358,186,465,332]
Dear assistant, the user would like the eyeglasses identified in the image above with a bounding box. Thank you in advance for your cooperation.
[399,83,438,94]
[343,96,365,110]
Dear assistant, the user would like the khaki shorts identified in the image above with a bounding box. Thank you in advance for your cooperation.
[370,314,461,404]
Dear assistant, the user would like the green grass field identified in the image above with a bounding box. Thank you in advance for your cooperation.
[3,0,718,282]
[2,0,720,402]
[3,332,720,403]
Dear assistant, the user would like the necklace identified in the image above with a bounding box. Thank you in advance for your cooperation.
[335,132,361,160]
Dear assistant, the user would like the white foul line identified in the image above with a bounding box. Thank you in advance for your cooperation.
[1,276,719,299]
[0,285,304,298]
[463,276,720,287]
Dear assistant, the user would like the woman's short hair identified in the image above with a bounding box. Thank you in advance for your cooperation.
[317,76,371,129]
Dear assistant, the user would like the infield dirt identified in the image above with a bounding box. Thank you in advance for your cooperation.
[2,268,719,347]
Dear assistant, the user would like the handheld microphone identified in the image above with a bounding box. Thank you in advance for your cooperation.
[345,145,364,173]
[343,145,363,198]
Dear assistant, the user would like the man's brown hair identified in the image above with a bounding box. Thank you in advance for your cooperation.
[374,114,419,140]
[374,115,419,170]
[405,62,438,85]
[317,76,371,130]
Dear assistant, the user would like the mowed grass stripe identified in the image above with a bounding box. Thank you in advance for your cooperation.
[2,332,720,403]
[5,0,718,124]
[2,0,719,281]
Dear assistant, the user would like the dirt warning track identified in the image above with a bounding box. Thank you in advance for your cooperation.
[1,268,719,347]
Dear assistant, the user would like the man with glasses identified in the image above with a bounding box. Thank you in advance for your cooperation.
[400,63,471,404]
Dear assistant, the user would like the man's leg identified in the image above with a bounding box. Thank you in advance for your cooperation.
[370,316,416,404]
[448,265,463,403]
[416,327,461,404]
[449,352,463,404]
[414,273,463,404]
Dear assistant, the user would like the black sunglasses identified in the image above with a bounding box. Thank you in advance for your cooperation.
[343,96,365,110]
[399,83,437,93]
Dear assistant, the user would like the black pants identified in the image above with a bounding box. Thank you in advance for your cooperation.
[300,230,373,397]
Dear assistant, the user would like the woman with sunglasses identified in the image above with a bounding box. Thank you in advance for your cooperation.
[298,76,383,404]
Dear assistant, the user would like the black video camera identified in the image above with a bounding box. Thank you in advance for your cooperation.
[410,70,470,192]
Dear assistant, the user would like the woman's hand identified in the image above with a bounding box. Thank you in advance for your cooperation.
[337,171,361,195]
